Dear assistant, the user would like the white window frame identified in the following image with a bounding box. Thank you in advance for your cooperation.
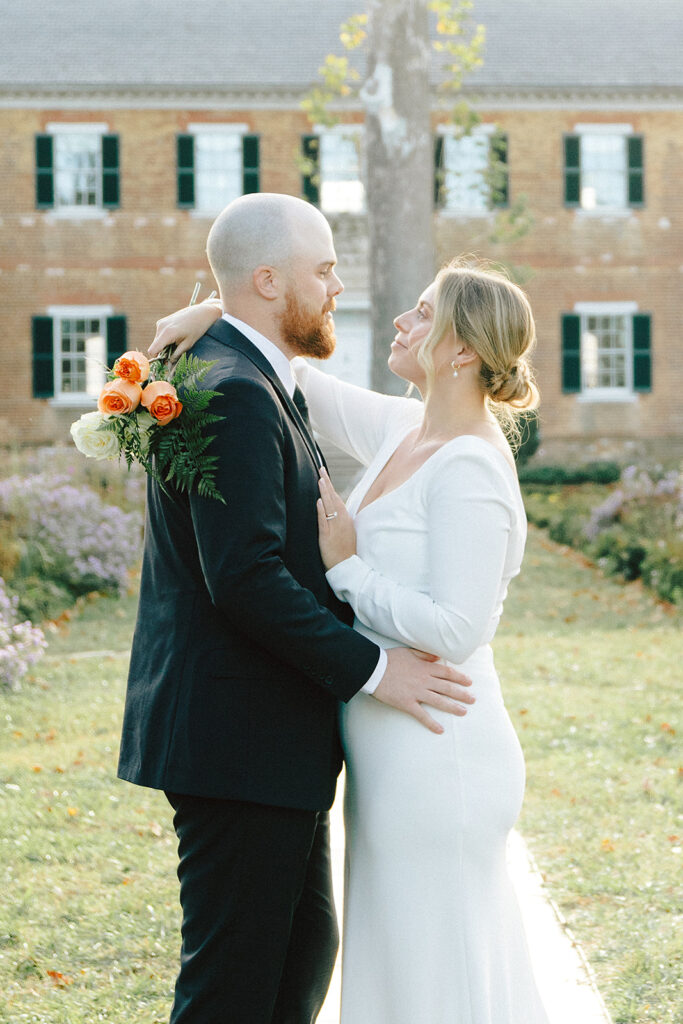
[187,122,249,218]
[47,304,113,407]
[437,123,495,217]
[573,123,633,217]
[45,122,109,219]
[574,301,638,403]
[315,123,366,215]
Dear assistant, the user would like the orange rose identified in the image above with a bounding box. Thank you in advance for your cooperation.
[140,380,183,426]
[113,350,150,383]
[98,378,142,416]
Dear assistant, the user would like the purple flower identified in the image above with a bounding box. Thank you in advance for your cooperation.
[0,577,46,690]
[0,473,143,595]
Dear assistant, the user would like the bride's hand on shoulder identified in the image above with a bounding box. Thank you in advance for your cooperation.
[317,468,356,570]
[148,298,223,361]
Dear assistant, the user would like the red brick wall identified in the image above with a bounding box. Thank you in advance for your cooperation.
[1,105,681,449]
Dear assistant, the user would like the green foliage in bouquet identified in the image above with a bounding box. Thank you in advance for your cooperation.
[99,352,226,503]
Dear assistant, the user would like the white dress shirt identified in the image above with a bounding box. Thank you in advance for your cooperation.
[221,313,386,694]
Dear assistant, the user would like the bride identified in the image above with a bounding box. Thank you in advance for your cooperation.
[152,258,550,1023]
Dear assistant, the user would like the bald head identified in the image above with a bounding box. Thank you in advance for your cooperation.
[206,192,333,299]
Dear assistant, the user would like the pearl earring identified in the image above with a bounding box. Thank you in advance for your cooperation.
[451,361,460,378]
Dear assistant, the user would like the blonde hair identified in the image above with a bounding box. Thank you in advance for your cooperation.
[418,257,539,436]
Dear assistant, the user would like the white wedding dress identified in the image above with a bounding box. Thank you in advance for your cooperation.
[293,361,550,1024]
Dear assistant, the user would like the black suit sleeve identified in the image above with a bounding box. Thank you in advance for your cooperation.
[188,376,381,702]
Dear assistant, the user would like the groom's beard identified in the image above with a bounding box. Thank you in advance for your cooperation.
[279,291,337,359]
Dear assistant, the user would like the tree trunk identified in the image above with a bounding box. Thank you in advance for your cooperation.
[362,0,435,395]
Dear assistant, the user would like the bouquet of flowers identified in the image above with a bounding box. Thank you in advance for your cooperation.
[71,289,225,502]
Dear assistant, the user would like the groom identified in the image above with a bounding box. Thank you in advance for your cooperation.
[118,193,473,1023]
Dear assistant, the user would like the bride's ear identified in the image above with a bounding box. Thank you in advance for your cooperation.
[252,265,280,301]
[449,338,479,368]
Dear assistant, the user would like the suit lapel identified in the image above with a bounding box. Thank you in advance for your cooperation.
[205,320,321,471]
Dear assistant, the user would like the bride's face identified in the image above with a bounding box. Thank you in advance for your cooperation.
[388,282,438,387]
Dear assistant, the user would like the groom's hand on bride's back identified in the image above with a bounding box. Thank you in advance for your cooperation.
[373,648,474,734]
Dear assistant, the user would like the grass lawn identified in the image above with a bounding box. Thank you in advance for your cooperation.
[0,528,681,1023]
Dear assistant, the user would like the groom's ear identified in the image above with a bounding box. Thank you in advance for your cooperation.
[252,265,280,301]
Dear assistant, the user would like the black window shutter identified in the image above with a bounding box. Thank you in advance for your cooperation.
[564,135,581,207]
[32,316,55,397]
[177,134,195,208]
[242,135,260,194]
[106,316,127,367]
[627,135,644,207]
[561,313,582,392]
[490,132,508,208]
[434,135,445,208]
[35,134,54,209]
[632,313,651,392]
[101,134,120,208]
[301,135,320,205]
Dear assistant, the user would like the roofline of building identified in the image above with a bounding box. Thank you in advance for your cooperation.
[1,84,682,112]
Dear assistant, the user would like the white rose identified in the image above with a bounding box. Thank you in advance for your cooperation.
[136,409,156,454]
[70,411,120,461]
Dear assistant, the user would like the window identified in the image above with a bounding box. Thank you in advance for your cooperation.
[564,126,644,210]
[301,127,365,213]
[32,309,126,404]
[35,124,119,213]
[561,304,652,398]
[177,126,259,213]
[55,134,100,207]
[580,312,630,390]
[435,128,508,213]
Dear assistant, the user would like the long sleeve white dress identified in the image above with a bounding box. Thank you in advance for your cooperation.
[293,360,550,1024]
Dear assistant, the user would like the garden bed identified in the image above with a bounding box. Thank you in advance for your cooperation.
[520,463,682,606]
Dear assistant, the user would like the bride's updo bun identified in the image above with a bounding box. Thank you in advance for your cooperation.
[418,256,539,429]
[480,358,537,410]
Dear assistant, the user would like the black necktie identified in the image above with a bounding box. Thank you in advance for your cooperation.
[292,385,312,431]
[292,385,326,469]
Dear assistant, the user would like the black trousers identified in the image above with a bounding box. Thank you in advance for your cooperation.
[165,792,338,1024]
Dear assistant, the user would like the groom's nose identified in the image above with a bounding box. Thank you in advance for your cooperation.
[329,271,344,297]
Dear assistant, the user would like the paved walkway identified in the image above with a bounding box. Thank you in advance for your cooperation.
[318,774,612,1024]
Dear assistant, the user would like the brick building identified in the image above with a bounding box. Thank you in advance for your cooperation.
[1,0,681,458]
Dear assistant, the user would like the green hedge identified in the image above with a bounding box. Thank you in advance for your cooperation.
[518,461,622,486]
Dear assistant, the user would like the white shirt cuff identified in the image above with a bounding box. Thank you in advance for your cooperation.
[361,647,387,695]
[326,554,370,602]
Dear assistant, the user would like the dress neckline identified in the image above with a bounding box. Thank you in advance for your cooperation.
[354,427,518,517]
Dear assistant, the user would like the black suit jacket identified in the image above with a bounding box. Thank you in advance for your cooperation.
[118,321,380,811]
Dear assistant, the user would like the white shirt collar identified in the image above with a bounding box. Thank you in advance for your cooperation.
[221,313,295,398]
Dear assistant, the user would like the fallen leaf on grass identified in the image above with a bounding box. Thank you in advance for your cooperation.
[47,969,73,987]
[34,728,57,743]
